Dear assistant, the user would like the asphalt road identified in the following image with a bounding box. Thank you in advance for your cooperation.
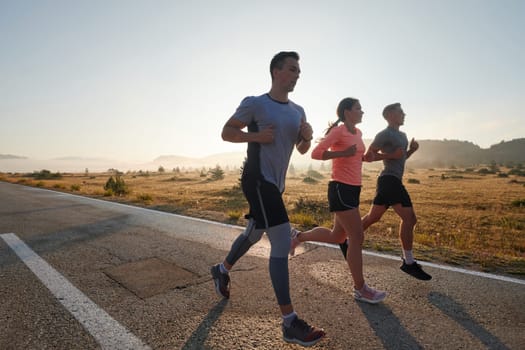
[1,181,524,350]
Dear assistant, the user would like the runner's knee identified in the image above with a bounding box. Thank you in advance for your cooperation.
[266,222,291,258]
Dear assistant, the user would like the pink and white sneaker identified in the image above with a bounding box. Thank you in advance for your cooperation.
[289,228,302,256]
[354,283,387,304]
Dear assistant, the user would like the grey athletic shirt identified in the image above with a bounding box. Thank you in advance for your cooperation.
[232,93,305,193]
[371,126,409,179]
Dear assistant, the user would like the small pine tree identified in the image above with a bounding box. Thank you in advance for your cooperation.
[209,165,225,181]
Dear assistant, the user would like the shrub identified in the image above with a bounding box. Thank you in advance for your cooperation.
[208,165,225,181]
[508,168,525,176]
[306,169,324,179]
[407,178,420,184]
[303,176,318,184]
[104,175,129,196]
[294,197,326,216]
[70,184,81,191]
[478,168,494,175]
[32,169,62,180]
[227,210,243,222]
[137,193,153,203]
[511,199,525,208]
[289,212,317,227]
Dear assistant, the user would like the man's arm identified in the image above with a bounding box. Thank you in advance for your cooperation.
[364,144,404,162]
[221,117,274,143]
[295,119,313,154]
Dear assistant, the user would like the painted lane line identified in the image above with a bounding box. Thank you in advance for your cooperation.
[315,242,525,286]
[1,233,150,350]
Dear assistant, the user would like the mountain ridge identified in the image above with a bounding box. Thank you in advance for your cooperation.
[1,138,523,172]
[153,138,525,169]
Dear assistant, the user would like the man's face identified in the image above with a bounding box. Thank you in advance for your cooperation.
[273,57,301,92]
[389,106,406,126]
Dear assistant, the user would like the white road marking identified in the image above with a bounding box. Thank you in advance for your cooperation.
[0,233,150,350]
[315,242,525,286]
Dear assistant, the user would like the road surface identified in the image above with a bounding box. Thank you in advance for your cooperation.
[1,182,524,349]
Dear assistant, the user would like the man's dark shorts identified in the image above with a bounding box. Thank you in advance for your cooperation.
[242,177,288,229]
[328,181,361,212]
[373,175,413,208]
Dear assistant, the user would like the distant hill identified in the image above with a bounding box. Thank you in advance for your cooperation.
[409,138,525,168]
[0,154,27,160]
[153,152,247,169]
[1,139,523,173]
[154,138,525,170]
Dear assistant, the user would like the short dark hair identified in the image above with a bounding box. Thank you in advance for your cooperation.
[270,51,299,79]
[382,102,401,118]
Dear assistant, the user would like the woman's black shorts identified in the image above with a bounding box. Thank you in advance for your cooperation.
[328,181,361,212]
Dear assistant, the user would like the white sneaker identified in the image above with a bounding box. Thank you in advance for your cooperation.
[354,283,387,304]
[289,228,301,256]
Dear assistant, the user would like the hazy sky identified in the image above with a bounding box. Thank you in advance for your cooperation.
[1,0,523,162]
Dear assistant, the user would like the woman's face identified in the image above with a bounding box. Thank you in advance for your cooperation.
[345,102,363,124]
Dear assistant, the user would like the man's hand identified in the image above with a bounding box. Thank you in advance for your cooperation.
[299,120,313,142]
[363,151,375,162]
[257,125,275,143]
[409,138,419,152]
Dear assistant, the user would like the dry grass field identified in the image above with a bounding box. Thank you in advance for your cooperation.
[1,165,524,277]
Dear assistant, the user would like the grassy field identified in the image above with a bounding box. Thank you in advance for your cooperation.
[1,164,524,277]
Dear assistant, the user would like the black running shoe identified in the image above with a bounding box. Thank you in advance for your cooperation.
[282,316,326,347]
[400,259,432,280]
[210,264,230,298]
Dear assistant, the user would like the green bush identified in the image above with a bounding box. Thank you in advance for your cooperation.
[306,169,324,179]
[511,199,525,208]
[303,176,318,184]
[31,169,62,180]
[509,168,525,176]
[227,210,243,222]
[136,193,153,203]
[104,175,129,196]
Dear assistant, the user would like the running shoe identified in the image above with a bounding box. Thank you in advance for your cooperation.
[354,283,387,304]
[282,316,326,347]
[400,259,432,280]
[210,264,230,298]
[289,228,301,256]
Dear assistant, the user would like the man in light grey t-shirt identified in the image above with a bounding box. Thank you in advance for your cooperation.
[210,51,326,347]
[339,103,432,281]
